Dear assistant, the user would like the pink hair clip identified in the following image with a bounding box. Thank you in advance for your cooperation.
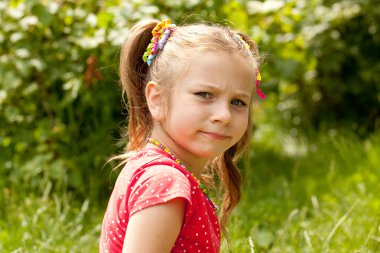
[255,69,266,100]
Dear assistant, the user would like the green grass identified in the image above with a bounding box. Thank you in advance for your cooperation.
[1,130,379,252]
[223,129,380,252]
[0,191,100,252]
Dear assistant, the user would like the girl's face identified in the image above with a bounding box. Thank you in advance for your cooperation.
[154,52,254,167]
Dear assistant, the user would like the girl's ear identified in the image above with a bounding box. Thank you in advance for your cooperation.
[145,81,165,121]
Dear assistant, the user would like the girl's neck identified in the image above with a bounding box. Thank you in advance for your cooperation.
[147,134,208,179]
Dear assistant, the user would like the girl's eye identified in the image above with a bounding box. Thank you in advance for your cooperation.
[195,92,212,99]
[231,99,246,107]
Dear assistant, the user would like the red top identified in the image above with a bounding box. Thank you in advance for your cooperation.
[100,148,221,253]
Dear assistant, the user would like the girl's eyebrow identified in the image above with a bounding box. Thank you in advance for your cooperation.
[235,91,251,99]
[194,83,251,99]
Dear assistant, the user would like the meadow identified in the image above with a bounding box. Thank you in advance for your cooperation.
[2,128,379,252]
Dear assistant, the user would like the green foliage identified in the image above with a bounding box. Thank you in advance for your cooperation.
[0,0,128,199]
[2,0,378,202]
[301,0,380,134]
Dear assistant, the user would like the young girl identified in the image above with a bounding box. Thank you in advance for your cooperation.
[100,18,265,253]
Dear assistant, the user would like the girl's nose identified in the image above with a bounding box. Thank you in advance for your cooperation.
[211,103,232,125]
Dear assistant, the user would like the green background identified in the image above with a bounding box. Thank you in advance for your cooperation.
[1,0,379,252]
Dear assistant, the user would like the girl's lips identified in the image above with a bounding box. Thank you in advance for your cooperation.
[200,131,230,140]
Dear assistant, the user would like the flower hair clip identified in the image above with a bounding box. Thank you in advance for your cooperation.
[235,34,266,100]
[142,19,176,66]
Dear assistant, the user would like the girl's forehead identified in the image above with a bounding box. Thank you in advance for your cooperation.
[173,51,255,91]
[186,51,254,76]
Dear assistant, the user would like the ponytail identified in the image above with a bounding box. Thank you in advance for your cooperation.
[119,19,159,151]
[217,116,252,230]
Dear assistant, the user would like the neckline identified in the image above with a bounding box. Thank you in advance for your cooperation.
[146,139,218,212]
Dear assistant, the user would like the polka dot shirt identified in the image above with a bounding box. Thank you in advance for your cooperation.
[100,148,221,253]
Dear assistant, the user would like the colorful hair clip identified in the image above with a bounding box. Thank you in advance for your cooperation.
[142,19,176,66]
[235,34,266,100]
[255,69,266,100]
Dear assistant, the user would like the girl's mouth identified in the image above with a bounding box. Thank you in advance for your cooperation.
[200,131,230,141]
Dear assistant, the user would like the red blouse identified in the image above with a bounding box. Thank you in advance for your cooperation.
[100,148,221,253]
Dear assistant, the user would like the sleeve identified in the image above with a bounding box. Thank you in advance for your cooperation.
[127,165,192,217]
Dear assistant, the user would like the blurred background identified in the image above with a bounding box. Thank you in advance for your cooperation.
[0,0,379,252]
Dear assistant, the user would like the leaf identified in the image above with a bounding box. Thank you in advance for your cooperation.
[31,3,52,26]
[222,1,249,32]
[97,11,114,28]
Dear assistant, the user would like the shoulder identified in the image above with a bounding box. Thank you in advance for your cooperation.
[131,149,191,186]
[127,154,193,216]
[131,163,192,198]
[139,163,189,182]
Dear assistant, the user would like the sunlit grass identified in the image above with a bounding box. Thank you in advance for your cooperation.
[0,191,100,252]
[1,131,379,252]
[223,130,380,252]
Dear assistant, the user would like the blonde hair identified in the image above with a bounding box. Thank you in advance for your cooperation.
[119,19,261,230]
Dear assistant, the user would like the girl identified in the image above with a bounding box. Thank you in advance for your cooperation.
[100,18,265,253]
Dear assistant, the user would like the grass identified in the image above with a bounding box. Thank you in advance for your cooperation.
[223,128,380,252]
[0,191,100,252]
[1,130,379,252]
